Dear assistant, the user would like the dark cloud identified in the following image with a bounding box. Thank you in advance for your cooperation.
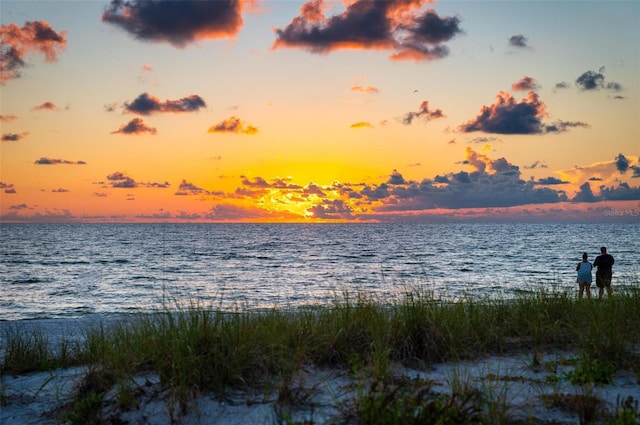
[273,1,462,62]
[459,91,588,135]
[175,179,213,196]
[307,199,354,220]
[52,188,69,193]
[554,81,570,90]
[358,149,569,211]
[303,183,326,197]
[599,182,640,201]
[615,153,629,173]
[1,182,17,194]
[0,20,67,83]
[575,69,622,92]
[124,92,206,115]
[537,177,567,185]
[2,132,28,142]
[511,76,538,91]
[508,34,528,48]
[402,100,445,125]
[523,160,548,169]
[102,0,246,48]
[240,176,301,191]
[387,169,406,185]
[208,116,258,135]
[543,121,590,133]
[459,91,545,134]
[111,118,157,135]
[34,157,86,165]
[572,182,597,203]
[107,172,137,188]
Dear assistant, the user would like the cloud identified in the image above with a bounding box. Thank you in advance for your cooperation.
[273,1,462,62]
[52,188,69,193]
[554,81,570,90]
[0,20,67,83]
[599,182,640,201]
[459,91,589,135]
[523,160,548,170]
[9,204,29,210]
[123,92,206,115]
[105,171,170,189]
[102,0,247,48]
[111,118,157,135]
[511,76,538,91]
[575,69,622,92]
[542,121,590,133]
[1,182,17,194]
[107,172,137,188]
[34,157,86,165]
[208,116,258,135]
[174,179,219,196]
[350,121,373,129]
[32,101,59,111]
[508,34,529,48]
[352,148,573,212]
[307,199,354,220]
[537,177,568,185]
[2,132,28,142]
[351,84,379,94]
[203,204,275,221]
[402,100,445,124]
[615,153,629,173]
[0,114,18,122]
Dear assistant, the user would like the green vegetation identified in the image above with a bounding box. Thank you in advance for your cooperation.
[2,287,640,424]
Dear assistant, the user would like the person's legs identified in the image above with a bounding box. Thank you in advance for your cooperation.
[605,275,612,298]
[596,274,605,299]
[579,283,584,299]
[585,284,592,300]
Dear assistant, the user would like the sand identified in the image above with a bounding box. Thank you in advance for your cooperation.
[2,317,639,424]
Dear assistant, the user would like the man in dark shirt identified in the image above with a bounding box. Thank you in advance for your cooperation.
[593,246,615,299]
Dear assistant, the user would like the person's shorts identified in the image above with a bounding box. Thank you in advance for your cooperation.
[596,273,612,288]
[577,276,592,284]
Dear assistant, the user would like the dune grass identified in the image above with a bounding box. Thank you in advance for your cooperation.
[2,287,640,423]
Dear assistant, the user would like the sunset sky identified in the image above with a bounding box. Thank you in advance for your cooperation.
[1,0,639,223]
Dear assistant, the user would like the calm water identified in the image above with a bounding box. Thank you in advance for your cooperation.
[1,223,638,321]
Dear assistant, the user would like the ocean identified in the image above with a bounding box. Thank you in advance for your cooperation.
[1,223,638,321]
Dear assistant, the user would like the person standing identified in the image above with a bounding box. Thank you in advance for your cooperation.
[593,246,615,299]
[576,252,592,300]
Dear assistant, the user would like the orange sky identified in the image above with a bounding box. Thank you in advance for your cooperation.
[1,0,639,222]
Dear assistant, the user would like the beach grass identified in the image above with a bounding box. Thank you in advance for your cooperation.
[2,287,640,423]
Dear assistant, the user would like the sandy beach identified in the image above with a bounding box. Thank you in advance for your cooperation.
[2,317,640,424]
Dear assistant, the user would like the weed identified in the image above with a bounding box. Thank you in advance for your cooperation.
[565,358,615,386]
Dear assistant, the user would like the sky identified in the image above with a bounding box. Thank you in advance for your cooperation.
[1,0,639,223]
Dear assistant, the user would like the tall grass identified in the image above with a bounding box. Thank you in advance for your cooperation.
[2,287,640,421]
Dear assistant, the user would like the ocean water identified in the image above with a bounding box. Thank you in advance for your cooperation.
[0,223,638,321]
